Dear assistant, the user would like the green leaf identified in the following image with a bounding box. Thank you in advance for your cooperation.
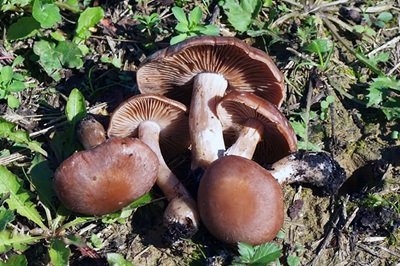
[7,17,40,40]
[8,81,26,92]
[6,95,20,109]
[0,207,15,231]
[33,40,62,81]
[107,253,134,266]
[189,6,202,26]
[377,12,393,23]
[172,6,188,25]
[0,230,43,253]
[237,242,255,262]
[49,238,70,266]
[75,7,105,40]
[29,156,56,210]
[223,0,262,32]
[0,118,47,156]
[170,33,188,45]
[287,255,301,266]
[251,242,281,264]
[304,39,332,55]
[0,166,47,230]
[175,22,189,33]
[90,233,103,249]
[56,41,83,68]
[0,66,13,85]
[201,25,220,36]
[32,0,62,28]
[0,254,27,266]
[65,88,87,124]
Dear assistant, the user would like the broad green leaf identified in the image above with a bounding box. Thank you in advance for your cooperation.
[29,156,56,210]
[7,17,40,40]
[49,238,70,266]
[0,254,27,266]
[32,0,62,28]
[170,33,188,45]
[201,25,220,36]
[305,39,332,55]
[65,88,87,124]
[0,207,15,230]
[8,81,26,92]
[251,243,281,264]
[287,255,301,266]
[0,166,47,229]
[377,12,393,23]
[0,66,13,85]
[0,118,47,156]
[0,230,43,253]
[172,7,188,25]
[107,253,134,266]
[223,0,262,32]
[189,6,202,26]
[175,22,189,33]
[90,233,103,249]
[33,40,62,81]
[75,7,105,40]
[56,41,83,68]
[7,95,20,108]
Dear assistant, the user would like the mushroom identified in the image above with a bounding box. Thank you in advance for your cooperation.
[198,155,284,245]
[54,137,159,215]
[107,94,199,237]
[76,114,107,150]
[217,91,346,194]
[216,91,297,164]
[136,36,285,170]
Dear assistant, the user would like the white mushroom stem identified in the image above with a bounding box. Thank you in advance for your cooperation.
[225,119,264,159]
[138,120,199,235]
[190,73,228,170]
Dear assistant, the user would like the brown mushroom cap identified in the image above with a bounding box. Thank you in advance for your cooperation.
[76,115,106,150]
[107,94,189,160]
[54,137,159,215]
[217,91,297,164]
[137,36,285,107]
[198,155,284,245]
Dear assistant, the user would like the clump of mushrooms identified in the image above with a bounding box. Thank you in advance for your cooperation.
[54,116,159,215]
[107,94,199,238]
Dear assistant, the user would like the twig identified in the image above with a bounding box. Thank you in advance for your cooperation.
[356,243,384,258]
[308,0,349,14]
[388,61,400,75]
[281,0,303,8]
[0,153,26,165]
[367,35,400,56]
[304,70,314,149]
[376,246,400,258]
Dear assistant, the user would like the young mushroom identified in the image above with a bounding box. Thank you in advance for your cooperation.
[136,36,285,170]
[217,91,346,194]
[107,94,199,238]
[76,114,107,150]
[198,155,284,245]
[54,136,159,215]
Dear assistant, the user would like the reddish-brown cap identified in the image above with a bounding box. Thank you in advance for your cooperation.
[217,91,297,164]
[137,36,285,107]
[107,94,189,160]
[198,155,284,245]
[54,137,159,215]
[76,115,106,150]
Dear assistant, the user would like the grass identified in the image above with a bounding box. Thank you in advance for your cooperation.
[1,0,400,265]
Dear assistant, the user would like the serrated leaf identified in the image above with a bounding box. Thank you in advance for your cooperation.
[65,88,87,124]
[237,242,255,262]
[0,207,15,230]
[251,242,281,264]
[7,17,40,40]
[366,86,382,107]
[32,0,62,28]
[107,253,134,266]
[75,7,105,40]
[0,118,47,156]
[0,230,43,253]
[0,166,47,230]
[0,254,27,266]
[49,238,70,266]
[223,0,262,32]
[172,7,188,25]
[56,41,83,68]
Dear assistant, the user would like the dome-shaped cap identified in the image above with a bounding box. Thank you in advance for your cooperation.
[198,155,284,245]
[137,36,285,107]
[54,137,159,215]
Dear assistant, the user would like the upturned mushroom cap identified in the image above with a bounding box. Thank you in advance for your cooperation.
[137,36,285,107]
[107,94,189,160]
[54,137,159,215]
[198,155,284,245]
[217,91,297,164]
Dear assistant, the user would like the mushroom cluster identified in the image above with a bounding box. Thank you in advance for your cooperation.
[54,36,346,245]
